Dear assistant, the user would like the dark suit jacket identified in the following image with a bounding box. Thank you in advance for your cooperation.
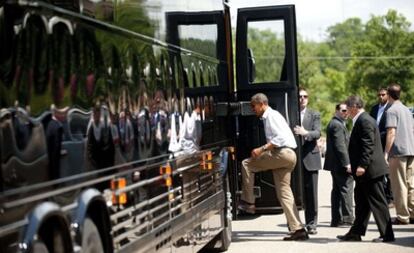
[348,112,388,181]
[302,108,322,171]
[323,116,350,172]
[369,103,391,150]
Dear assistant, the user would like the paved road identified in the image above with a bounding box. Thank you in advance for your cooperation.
[226,170,414,253]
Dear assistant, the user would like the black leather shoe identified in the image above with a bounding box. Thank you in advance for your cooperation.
[337,233,361,241]
[341,221,353,227]
[331,219,354,227]
[372,236,395,243]
[283,228,309,241]
[330,221,340,227]
[307,227,317,235]
[332,221,352,227]
[392,218,409,225]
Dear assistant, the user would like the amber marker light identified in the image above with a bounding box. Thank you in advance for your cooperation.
[111,178,127,205]
[160,163,174,200]
[201,151,214,170]
[160,164,173,187]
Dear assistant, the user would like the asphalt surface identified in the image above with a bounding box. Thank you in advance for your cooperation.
[226,169,414,253]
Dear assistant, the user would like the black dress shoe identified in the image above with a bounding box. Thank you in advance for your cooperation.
[372,236,395,243]
[341,221,353,227]
[392,218,409,225]
[307,227,317,235]
[283,228,309,241]
[337,233,361,241]
[330,221,340,227]
[332,221,352,227]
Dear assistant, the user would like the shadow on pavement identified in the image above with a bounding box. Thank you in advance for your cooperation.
[232,230,286,242]
[233,231,414,247]
[232,231,339,243]
[393,236,414,248]
[235,214,262,220]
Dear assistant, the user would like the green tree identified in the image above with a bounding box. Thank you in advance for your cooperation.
[247,28,286,83]
[326,18,365,71]
[307,10,414,128]
[298,39,347,129]
[235,10,414,130]
[346,10,414,107]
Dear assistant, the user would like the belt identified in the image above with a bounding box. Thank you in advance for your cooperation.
[274,146,295,151]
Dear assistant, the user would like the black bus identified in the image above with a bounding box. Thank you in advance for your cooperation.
[0,0,302,252]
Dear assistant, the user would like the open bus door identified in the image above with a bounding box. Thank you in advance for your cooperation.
[234,5,303,215]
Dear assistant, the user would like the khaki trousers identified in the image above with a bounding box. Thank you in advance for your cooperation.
[389,156,414,223]
[241,147,303,231]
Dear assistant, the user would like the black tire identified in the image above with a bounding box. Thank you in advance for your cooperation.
[81,217,104,253]
[30,241,49,253]
[217,174,232,251]
[203,176,232,252]
[215,217,232,251]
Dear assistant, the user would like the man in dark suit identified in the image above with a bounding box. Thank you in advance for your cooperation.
[337,95,394,242]
[324,103,354,227]
[370,88,391,149]
[370,87,393,206]
[294,87,322,234]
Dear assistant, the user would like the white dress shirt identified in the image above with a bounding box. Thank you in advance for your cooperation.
[376,103,388,125]
[262,107,297,149]
[300,107,306,125]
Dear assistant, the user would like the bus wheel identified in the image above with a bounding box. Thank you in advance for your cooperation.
[204,176,232,252]
[203,209,232,252]
[81,217,104,253]
[30,240,49,253]
[218,175,233,251]
[216,217,232,251]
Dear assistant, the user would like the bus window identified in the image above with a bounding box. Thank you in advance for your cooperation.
[191,62,198,88]
[183,67,190,88]
[247,20,286,83]
[178,24,218,58]
[199,61,205,87]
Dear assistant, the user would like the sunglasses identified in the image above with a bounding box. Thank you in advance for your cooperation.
[378,93,387,97]
[299,95,308,99]
[340,109,347,112]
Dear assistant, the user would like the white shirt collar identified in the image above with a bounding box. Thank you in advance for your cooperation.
[262,106,270,119]
[379,102,388,109]
[301,107,307,114]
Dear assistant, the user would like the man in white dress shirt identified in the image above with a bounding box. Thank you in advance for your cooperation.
[238,93,308,241]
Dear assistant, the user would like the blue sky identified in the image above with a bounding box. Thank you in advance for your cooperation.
[229,0,414,41]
